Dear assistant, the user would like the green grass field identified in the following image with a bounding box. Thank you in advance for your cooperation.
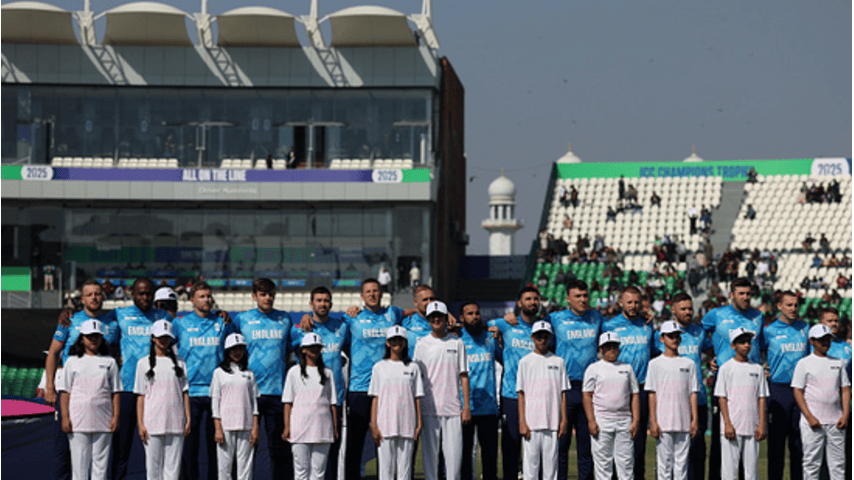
[361,434,791,479]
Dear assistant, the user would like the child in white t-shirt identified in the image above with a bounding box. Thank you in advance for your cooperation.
[582,332,640,480]
[516,321,569,480]
[59,319,121,480]
[211,333,260,480]
[369,326,425,480]
[792,324,852,480]
[713,327,768,480]
[646,321,699,480]
[282,333,338,480]
[133,320,190,480]
[413,300,471,480]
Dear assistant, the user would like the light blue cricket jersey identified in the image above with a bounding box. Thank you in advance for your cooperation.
[290,316,349,405]
[488,317,535,400]
[53,309,119,363]
[762,318,809,384]
[827,338,853,380]
[602,313,658,384]
[115,305,172,391]
[547,308,605,381]
[655,323,713,406]
[346,306,404,392]
[460,327,501,416]
[173,311,234,397]
[403,313,432,359]
[233,308,292,396]
[701,305,764,366]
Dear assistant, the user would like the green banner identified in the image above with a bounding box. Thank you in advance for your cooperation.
[402,168,431,183]
[1,165,23,180]
[1,266,31,292]
[556,159,816,181]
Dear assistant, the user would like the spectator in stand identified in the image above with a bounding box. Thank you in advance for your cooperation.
[570,186,579,208]
[265,154,274,170]
[746,167,759,183]
[700,208,713,234]
[745,260,756,282]
[102,279,115,299]
[563,215,573,229]
[629,270,640,286]
[828,254,840,268]
[688,207,698,235]
[539,229,549,255]
[618,175,626,200]
[626,184,638,202]
[606,207,617,223]
[842,253,852,266]
[378,266,392,294]
[837,274,850,290]
[798,188,807,204]
[813,254,823,268]
[820,234,831,253]
[745,204,756,220]
[593,235,605,253]
[115,284,125,301]
[650,191,661,207]
[803,234,816,252]
[559,185,569,207]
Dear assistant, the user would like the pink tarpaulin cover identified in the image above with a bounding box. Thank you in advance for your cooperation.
[2,399,54,418]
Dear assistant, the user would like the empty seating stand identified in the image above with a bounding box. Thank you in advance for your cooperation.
[329,158,414,170]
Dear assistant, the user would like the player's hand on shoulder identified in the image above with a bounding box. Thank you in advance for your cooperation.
[504,312,518,326]
[299,313,314,332]
[58,308,74,327]
[217,310,232,324]
[346,306,361,318]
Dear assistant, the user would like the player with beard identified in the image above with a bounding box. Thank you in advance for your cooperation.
[658,292,714,480]
[488,287,542,480]
[701,277,764,480]
[602,286,657,479]
[459,302,500,480]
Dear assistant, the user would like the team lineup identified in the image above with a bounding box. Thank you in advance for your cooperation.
[44,276,851,480]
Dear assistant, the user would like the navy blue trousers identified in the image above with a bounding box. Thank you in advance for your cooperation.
[501,397,522,480]
[462,414,498,480]
[345,391,373,480]
[182,396,218,480]
[767,383,803,480]
[53,406,71,480]
[257,395,292,480]
[110,391,141,480]
[558,381,592,480]
[688,404,708,480]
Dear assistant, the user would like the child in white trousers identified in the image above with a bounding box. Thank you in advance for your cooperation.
[59,319,121,480]
[211,333,260,480]
[134,320,191,480]
[582,332,640,480]
[369,326,424,480]
[283,333,338,480]
[646,321,699,480]
[792,324,851,480]
[516,321,569,480]
[413,301,471,480]
[714,327,768,480]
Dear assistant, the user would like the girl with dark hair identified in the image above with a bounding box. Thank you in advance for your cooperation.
[59,319,121,480]
[282,333,338,480]
[133,320,190,480]
[210,334,259,480]
[369,326,424,480]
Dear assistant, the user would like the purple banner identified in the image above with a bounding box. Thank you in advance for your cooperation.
[50,168,375,182]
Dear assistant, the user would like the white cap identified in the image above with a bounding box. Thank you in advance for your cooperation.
[728,327,755,343]
[224,333,247,350]
[599,332,621,346]
[386,325,408,339]
[301,333,323,348]
[809,324,834,339]
[154,287,177,302]
[659,321,683,335]
[532,320,553,335]
[151,320,175,339]
[80,319,105,336]
[426,301,448,317]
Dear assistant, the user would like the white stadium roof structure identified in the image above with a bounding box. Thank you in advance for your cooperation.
[216,6,301,47]
[1,1,78,45]
[101,1,193,47]
[326,6,418,47]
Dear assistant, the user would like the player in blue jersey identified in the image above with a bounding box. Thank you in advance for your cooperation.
[342,278,407,480]
[111,277,173,480]
[403,285,438,358]
[232,278,294,480]
[459,301,501,480]
[661,292,715,480]
[701,277,764,480]
[488,286,541,480]
[602,286,657,480]
[761,291,808,480]
[173,281,235,480]
[818,306,853,479]
[44,279,119,480]
[289,286,349,480]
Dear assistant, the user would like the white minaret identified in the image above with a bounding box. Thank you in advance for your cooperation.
[481,168,523,256]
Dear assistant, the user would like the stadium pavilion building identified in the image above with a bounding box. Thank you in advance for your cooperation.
[0,0,468,309]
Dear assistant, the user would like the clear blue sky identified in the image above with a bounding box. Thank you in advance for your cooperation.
[63,0,852,254]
